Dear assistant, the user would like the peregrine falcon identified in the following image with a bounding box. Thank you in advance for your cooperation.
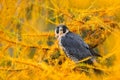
[55,24,101,64]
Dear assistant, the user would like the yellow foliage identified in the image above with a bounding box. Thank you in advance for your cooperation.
[0,0,120,80]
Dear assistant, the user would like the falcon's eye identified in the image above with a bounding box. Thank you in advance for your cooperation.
[56,27,59,34]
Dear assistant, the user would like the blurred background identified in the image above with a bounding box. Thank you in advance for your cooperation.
[0,0,120,80]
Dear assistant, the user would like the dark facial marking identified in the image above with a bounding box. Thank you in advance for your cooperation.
[56,27,59,34]
[62,25,68,33]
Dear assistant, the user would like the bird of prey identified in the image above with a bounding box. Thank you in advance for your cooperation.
[55,24,101,64]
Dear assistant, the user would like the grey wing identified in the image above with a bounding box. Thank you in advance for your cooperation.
[71,33,89,48]
[71,33,101,57]
[60,33,93,62]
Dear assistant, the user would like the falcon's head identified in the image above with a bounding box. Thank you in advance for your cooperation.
[55,24,69,39]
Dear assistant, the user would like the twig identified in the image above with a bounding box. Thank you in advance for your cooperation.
[0,36,50,51]
[13,59,44,71]
[0,68,27,71]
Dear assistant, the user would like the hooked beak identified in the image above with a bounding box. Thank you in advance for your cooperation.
[55,28,64,39]
[55,34,59,38]
[55,31,63,39]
